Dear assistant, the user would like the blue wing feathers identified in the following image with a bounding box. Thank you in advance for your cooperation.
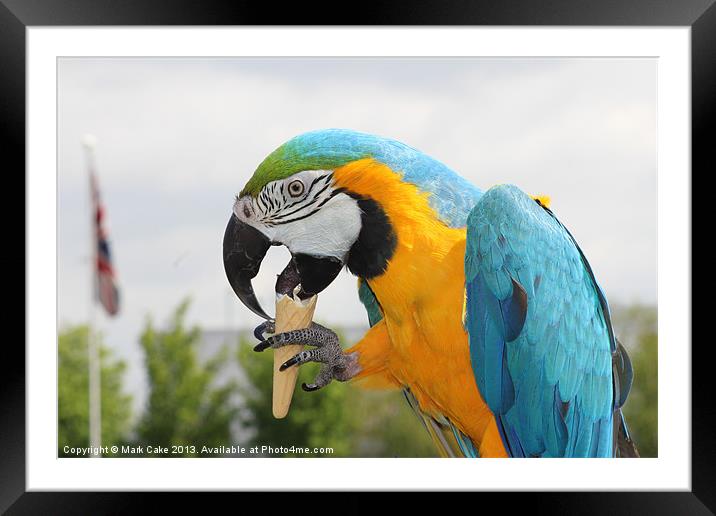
[502,280,528,342]
[451,426,479,458]
[497,415,526,457]
[466,272,516,414]
[465,184,616,457]
[546,386,569,457]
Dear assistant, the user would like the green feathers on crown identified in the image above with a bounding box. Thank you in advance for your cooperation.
[238,128,484,229]
[240,129,373,197]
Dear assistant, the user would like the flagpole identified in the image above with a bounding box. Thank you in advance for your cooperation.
[83,134,102,458]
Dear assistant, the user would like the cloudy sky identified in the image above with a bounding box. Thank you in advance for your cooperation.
[58,57,656,408]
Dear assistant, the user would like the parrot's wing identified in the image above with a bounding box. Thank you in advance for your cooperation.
[464,184,626,457]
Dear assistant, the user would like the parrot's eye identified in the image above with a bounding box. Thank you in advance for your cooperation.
[288,180,305,198]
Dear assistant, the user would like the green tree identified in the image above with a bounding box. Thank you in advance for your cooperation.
[58,325,132,457]
[347,389,438,457]
[135,300,238,456]
[615,305,658,457]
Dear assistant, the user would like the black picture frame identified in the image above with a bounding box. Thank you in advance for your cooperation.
[3,0,707,512]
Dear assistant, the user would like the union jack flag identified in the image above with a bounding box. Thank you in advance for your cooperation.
[90,169,120,316]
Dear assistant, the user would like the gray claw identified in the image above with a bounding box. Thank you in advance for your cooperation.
[302,383,319,392]
[253,319,275,342]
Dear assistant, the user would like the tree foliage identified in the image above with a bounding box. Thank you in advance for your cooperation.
[58,325,132,457]
[615,304,658,457]
[346,389,438,457]
[134,300,238,456]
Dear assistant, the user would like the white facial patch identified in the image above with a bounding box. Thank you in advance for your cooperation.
[272,192,362,260]
[233,170,362,261]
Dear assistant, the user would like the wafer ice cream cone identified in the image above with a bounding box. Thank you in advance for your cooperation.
[272,293,317,419]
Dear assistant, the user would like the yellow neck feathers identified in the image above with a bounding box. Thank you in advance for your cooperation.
[333,158,466,319]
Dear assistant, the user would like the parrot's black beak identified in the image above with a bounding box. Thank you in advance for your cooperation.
[224,213,344,317]
[223,214,271,320]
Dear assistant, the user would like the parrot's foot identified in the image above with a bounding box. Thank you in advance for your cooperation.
[252,321,360,391]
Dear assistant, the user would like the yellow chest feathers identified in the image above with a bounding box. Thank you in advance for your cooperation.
[333,159,499,446]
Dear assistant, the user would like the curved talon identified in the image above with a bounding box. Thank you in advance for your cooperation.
[253,341,270,352]
[253,320,275,342]
[302,382,319,392]
[279,350,312,371]
[254,327,318,353]
[279,359,295,371]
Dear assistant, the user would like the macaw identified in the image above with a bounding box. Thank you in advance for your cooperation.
[223,129,638,458]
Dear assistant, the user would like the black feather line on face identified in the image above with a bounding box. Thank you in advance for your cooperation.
[267,185,276,211]
[307,175,324,192]
[273,176,321,212]
[262,172,333,223]
[270,182,346,224]
[316,187,346,208]
[269,195,323,222]
[279,197,304,212]
[270,204,325,225]
[309,180,331,201]
[256,193,263,210]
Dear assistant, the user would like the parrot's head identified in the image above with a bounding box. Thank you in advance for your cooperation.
[223,129,401,319]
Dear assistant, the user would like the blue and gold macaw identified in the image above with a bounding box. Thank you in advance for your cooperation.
[223,129,638,458]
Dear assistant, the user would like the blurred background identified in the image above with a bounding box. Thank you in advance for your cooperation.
[58,57,657,457]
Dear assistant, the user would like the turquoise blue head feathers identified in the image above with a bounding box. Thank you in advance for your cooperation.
[241,129,482,228]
